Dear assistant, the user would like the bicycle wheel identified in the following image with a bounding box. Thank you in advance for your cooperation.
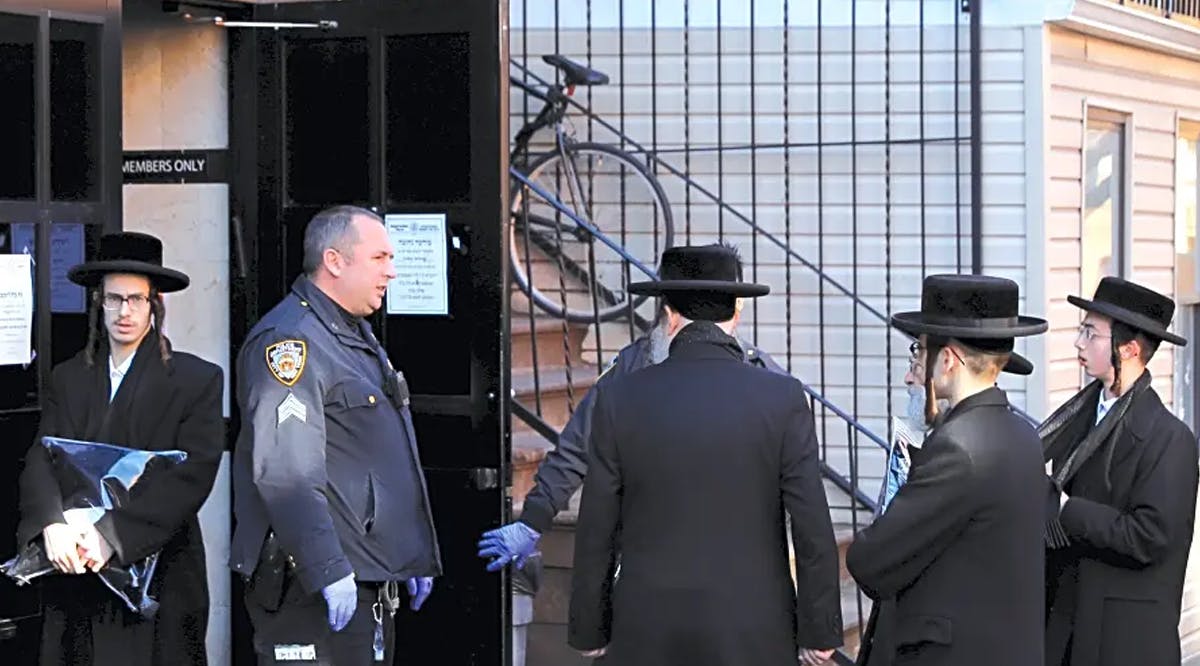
[510,142,674,323]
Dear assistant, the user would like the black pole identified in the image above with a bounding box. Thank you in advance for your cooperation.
[969,0,983,274]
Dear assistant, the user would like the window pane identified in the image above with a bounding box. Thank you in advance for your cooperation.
[0,13,37,200]
[50,19,102,201]
[0,223,38,408]
[50,223,101,368]
[1083,119,1124,299]
[1177,132,1199,300]
[285,38,370,205]
[386,33,471,204]
[10,222,88,314]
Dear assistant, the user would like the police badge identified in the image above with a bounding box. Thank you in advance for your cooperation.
[266,340,307,386]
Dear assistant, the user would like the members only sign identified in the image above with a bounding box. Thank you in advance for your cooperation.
[122,150,227,184]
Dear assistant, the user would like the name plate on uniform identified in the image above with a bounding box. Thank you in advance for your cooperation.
[273,644,317,661]
[385,213,450,316]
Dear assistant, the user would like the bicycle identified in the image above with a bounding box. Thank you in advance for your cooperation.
[509,54,674,323]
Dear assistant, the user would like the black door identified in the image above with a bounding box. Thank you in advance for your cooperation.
[229,1,509,664]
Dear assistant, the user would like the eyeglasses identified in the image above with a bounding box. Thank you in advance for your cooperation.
[908,341,928,373]
[908,340,965,370]
[101,292,151,311]
[1076,325,1111,343]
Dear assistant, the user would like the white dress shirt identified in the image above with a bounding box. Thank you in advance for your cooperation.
[109,353,134,402]
[1096,394,1118,426]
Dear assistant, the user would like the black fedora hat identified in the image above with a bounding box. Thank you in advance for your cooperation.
[1068,277,1186,346]
[628,245,770,298]
[67,231,190,293]
[1002,351,1035,376]
[902,333,1034,375]
[892,274,1047,340]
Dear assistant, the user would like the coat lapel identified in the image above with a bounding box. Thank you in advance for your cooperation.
[1108,384,1163,469]
[99,331,172,448]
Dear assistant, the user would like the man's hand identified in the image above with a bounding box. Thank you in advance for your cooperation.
[799,647,835,665]
[42,523,85,574]
[478,522,541,571]
[405,576,434,611]
[580,646,607,658]
[321,573,358,631]
[77,525,114,572]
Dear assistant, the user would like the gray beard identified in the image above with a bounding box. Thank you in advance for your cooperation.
[648,323,671,365]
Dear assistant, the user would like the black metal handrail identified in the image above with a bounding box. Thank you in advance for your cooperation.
[510,59,1041,429]
[512,59,891,323]
[510,164,885,516]
[511,399,561,447]
[510,167,660,282]
[511,160,891,458]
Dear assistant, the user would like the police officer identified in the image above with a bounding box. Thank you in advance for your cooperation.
[231,205,441,665]
[477,243,786,570]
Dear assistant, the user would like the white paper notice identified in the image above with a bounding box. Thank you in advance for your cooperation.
[385,213,449,316]
[0,254,33,366]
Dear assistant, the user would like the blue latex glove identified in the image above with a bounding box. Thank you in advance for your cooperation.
[321,573,357,631]
[478,522,541,572]
[406,576,434,611]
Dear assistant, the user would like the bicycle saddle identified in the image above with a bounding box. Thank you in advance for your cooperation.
[543,54,609,86]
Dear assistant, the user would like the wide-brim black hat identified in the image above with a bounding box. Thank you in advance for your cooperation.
[902,333,1033,375]
[1002,350,1034,376]
[628,245,770,298]
[67,231,190,293]
[1068,277,1186,346]
[891,274,1048,340]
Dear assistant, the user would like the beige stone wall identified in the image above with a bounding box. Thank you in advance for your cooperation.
[121,12,231,666]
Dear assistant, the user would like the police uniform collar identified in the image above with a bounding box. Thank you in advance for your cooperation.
[291,276,372,347]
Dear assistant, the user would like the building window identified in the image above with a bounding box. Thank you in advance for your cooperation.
[1175,122,1200,428]
[1082,110,1128,300]
[0,12,37,201]
[0,8,115,409]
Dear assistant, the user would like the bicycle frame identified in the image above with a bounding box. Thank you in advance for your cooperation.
[509,75,595,243]
[509,75,568,163]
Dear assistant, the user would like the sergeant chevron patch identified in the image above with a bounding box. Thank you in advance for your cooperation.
[266,339,306,386]
[276,392,307,426]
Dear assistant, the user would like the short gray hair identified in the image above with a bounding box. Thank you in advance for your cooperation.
[302,205,383,275]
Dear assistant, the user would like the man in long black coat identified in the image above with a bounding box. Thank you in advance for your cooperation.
[855,341,1035,666]
[568,245,843,666]
[1043,277,1198,666]
[16,232,224,666]
[847,274,1048,666]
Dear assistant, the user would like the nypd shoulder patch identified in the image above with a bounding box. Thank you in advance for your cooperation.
[266,339,306,386]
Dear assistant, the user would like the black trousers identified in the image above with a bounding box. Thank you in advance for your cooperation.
[246,581,396,666]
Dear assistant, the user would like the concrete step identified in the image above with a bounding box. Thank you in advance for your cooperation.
[510,239,619,322]
[526,622,590,666]
[511,431,555,509]
[511,365,601,432]
[510,315,590,371]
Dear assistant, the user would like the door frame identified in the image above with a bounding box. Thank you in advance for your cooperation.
[227,2,511,663]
